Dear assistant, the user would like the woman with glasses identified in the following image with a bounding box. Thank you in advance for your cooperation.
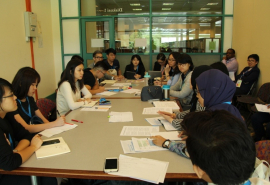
[234,54,260,96]
[124,54,145,79]
[154,52,180,86]
[0,78,57,184]
[57,59,92,115]
[6,67,66,134]
[170,53,194,109]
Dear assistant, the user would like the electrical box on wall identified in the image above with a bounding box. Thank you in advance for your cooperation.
[24,12,37,41]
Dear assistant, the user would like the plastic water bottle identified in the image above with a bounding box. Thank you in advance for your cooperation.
[162,85,170,100]
[144,72,151,86]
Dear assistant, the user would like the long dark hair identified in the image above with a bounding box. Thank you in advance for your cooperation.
[0,78,14,110]
[130,55,145,70]
[58,59,84,93]
[168,52,180,76]
[12,67,40,100]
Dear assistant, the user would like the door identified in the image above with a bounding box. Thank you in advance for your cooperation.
[81,18,115,68]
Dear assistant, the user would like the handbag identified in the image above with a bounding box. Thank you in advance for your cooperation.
[141,86,163,101]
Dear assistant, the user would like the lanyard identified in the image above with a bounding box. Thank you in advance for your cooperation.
[161,66,165,74]
[136,66,139,73]
[8,133,14,149]
[243,180,251,185]
[17,97,32,118]
[223,102,231,104]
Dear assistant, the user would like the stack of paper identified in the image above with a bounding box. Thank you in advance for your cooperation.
[111,83,131,87]
[152,101,180,110]
[255,104,270,113]
[158,118,178,131]
[39,123,78,137]
[81,106,111,112]
[120,137,166,154]
[101,80,117,84]
[81,100,98,108]
[142,107,173,115]
[96,91,117,96]
[36,137,70,159]
[120,126,159,136]
[109,112,133,122]
[109,154,169,184]
[121,89,141,94]
[145,117,163,126]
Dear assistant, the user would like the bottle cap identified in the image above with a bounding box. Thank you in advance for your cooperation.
[144,72,151,78]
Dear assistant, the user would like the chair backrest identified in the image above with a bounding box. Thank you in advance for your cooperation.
[246,80,258,96]
[36,98,56,119]
[257,82,270,102]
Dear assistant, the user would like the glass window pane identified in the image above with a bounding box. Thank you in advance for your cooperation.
[152,16,221,53]
[61,0,78,17]
[62,19,80,54]
[115,17,150,53]
[223,17,233,53]
[152,0,223,15]
[81,0,149,16]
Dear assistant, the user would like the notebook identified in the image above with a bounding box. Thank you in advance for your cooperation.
[125,71,136,79]
[148,71,162,79]
[82,100,98,108]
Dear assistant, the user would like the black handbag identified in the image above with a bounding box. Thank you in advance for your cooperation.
[141,86,163,101]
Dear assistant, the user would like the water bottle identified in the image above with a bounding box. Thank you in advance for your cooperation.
[144,72,151,86]
[162,85,170,101]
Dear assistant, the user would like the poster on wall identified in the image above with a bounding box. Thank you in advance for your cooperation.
[91,39,104,47]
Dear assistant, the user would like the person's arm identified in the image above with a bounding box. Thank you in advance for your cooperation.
[35,109,49,123]
[14,114,65,133]
[81,85,92,99]
[226,58,238,73]
[14,139,30,152]
[241,68,260,83]
[170,73,193,99]
[169,73,180,86]
[85,82,105,95]
[221,59,226,65]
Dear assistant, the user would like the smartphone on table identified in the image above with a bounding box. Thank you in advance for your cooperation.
[41,139,60,146]
[104,157,118,173]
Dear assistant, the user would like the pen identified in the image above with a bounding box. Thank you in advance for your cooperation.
[65,122,74,125]
[71,119,83,123]
[157,119,164,126]
[57,110,61,116]
[95,107,109,109]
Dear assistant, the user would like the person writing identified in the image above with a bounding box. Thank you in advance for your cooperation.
[124,54,145,79]
[57,59,92,115]
[153,53,167,75]
[6,67,65,134]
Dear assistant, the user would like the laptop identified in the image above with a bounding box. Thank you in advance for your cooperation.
[148,71,162,79]
[125,71,136,79]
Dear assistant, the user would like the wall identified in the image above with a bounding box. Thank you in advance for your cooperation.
[233,0,270,89]
[0,0,56,98]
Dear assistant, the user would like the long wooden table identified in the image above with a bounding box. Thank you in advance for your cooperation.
[0,99,200,183]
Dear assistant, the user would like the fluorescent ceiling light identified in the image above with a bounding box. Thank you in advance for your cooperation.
[130,3,140,6]
[200,8,210,10]
[162,8,171,10]
[133,9,142,11]
[207,3,218,5]
[163,3,174,5]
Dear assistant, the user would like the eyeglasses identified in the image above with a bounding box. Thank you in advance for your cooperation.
[247,59,256,62]
[2,93,14,99]
[178,63,187,67]
[99,70,106,75]
[168,58,175,62]
[95,57,103,59]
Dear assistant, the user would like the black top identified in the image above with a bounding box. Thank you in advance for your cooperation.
[103,59,120,72]
[0,117,32,171]
[235,65,260,94]
[6,96,38,125]
[154,61,162,71]
[83,68,96,88]
[124,64,145,79]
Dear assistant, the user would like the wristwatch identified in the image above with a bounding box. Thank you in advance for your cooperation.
[162,139,171,148]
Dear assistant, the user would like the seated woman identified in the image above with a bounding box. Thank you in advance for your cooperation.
[6,67,65,134]
[0,78,57,184]
[170,53,194,108]
[124,54,145,79]
[154,52,180,86]
[153,53,167,76]
[235,54,260,96]
[57,59,92,115]
[152,69,245,157]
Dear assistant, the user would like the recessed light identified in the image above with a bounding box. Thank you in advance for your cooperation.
[207,3,218,5]
[130,3,140,6]
[163,3,174,5]
[133,9,142,11]
[200,8,210,10]
[162,8,171,10]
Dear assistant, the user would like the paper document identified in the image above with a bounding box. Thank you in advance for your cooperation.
[255,104,270,113]
[145,117,163,126]
[81,106,111,112]
[158,118,178,131]
[81,100,98,108]
[35,137,70,159]
[96,91,117,96]
[152,101,179,110]
[39,123,77,137]
[109,112,133,122]
[101,80,117,84]
[151,131,182,141]
[105,87,119,90]
[229,72,235,81]
[111,83,131,86]
[121,89,141,94]
[131,137,167,152]
[120,140,148,154]
[142,107,173,115]
[109,154,169,184]
[120,126,159,136]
